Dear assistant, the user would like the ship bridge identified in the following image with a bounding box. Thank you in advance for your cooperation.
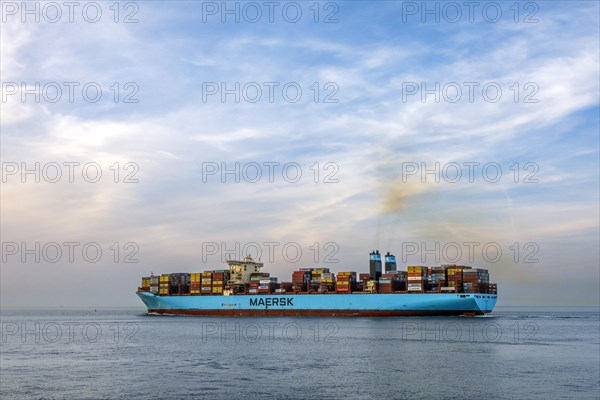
[226,255,263,285]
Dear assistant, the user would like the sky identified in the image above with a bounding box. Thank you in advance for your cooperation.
[1,1,599,308]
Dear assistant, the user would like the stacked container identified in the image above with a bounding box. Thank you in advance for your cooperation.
[335,272,356,293]
[407,266,427,292]
[396,271,408,291]
[180,273,191,295]
[462,269,477,293]
[258,276,276,294]
[292,270,310,292]
[143,258,495,296]
[446,266,470,292]
[169,273,190,295]
[462,268,489,293]
[279,282,293,292]
[168,273,179,295]
[249,272,269,294]
[320,272,335,292]
[430,267,447,291]
[190,273,202,295]
[212,271,224,295]
[309,268,329,292]
[201,272,212,295]
[150,275,159,294]
[248,280,258,294]
[249,273,260,294]
[141,277,151,291]
[159,274,170,295]
[382,271,406,291]
[478,269,490,293]
[309,269,320,292]
[378,277,393,293]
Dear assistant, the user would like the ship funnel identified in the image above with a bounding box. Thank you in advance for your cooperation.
[385,252,397,273]
[369,250,382,280]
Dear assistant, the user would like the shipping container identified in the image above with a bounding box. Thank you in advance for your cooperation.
[144,258,495,298]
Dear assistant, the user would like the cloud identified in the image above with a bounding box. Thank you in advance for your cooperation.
[1,1,598,307]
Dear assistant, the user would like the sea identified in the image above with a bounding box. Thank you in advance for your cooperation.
[1,308,598,400]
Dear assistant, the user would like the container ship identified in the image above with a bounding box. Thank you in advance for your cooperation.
[137,251,497,316]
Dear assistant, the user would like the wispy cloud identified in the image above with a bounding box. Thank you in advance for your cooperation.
[1,1,598,307]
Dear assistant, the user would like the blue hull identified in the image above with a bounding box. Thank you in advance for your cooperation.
[137,292,497,316]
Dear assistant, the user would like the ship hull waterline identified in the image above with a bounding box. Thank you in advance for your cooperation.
[137,291,497,317]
